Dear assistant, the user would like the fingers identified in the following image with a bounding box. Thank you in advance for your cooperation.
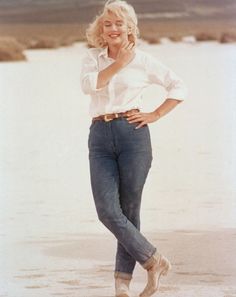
[127,112,148,129]
[135,121,146,129]
[120,40,129,49]
[120,40,134,50]
[127,112,142,122]
[126,112,159,128]
[126,42,135,50]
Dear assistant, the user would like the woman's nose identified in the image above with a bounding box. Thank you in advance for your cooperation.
[110,24,118,31]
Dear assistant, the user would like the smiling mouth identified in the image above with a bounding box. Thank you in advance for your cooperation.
[109,34,120,38]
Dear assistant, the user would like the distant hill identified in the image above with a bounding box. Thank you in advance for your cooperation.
[0,0,235,24]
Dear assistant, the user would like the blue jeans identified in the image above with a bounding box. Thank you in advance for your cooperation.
[88,116,157,280]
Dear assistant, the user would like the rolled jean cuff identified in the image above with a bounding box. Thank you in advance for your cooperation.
[141,249,158,270]
[114,271,133,280]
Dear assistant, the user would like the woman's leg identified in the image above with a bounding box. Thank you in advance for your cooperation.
[114,148,152,278]
[88,119,157,280]
[112,118,154,279]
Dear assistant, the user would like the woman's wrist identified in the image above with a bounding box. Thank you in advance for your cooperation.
[153,110,161,120]
[114,59,125,69]
[97,61,124,88]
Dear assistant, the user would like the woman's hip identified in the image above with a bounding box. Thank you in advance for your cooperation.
[88,117,152,155]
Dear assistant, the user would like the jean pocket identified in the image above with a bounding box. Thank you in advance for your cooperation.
[128,121,148,130]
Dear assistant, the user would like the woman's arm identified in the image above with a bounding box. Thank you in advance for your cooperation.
[97,41,135,89]
[96,61,124,89]
[127,98,183,129]
[152,98,183,119]
[127,53,187,129]
[80,41,135,94]
[143,52,188,101]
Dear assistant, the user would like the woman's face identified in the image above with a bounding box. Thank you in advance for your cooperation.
[102,12,130,46]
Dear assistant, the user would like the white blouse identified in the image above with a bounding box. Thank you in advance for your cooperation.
[80,46,187,118]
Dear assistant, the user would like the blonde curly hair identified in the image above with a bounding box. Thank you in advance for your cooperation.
[86,0,139,48]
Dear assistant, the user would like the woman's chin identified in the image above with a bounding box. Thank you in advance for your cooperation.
[108,39,126,46]
[109,39,121,44]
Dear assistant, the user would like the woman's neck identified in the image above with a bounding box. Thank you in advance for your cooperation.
[107,44,120,60]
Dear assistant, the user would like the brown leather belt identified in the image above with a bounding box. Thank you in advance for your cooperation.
[92,108,140,122]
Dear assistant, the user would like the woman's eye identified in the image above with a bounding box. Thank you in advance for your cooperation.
[103,22,123,27]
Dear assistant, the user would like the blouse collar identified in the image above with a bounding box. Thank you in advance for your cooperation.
[98,46,109,58]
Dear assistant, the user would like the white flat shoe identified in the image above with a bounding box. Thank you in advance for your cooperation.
[139,253,171,297]
[115,278,131,297]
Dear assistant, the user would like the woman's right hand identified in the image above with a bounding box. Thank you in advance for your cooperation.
[116,41,135,67]
[96,41,135,89]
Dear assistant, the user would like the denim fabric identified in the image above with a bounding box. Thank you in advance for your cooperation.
[88,117,157,277]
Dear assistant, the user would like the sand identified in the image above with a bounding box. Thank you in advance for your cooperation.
[0,19,236,61]
[1,230,236,296]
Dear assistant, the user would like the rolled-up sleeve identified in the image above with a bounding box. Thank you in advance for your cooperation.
[80,50,105,95]
[144,53,188,101]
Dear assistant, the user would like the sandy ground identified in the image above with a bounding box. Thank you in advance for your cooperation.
[1,40,236,296]
[1,230,236,296]
[1,20,236,61]
[0,20,235,42]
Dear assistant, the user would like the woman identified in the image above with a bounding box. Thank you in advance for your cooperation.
[80,1,187,296]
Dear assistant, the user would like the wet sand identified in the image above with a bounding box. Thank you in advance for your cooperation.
[2,230,236,296]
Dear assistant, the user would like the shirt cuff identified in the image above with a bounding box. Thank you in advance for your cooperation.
[166,86,188,101]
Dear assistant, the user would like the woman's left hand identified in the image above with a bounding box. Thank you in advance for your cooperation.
[126,111,160,129]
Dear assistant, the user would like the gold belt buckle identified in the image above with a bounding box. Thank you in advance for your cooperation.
[104,113,119,122]
[104,114,112,122]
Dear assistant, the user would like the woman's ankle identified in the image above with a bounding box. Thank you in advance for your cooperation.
[114,271,133,281]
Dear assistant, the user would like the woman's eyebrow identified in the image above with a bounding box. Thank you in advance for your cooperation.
[103,19,123,23]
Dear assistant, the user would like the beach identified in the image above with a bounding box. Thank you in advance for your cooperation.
[1,40,236,296]
[1,230,236,297]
